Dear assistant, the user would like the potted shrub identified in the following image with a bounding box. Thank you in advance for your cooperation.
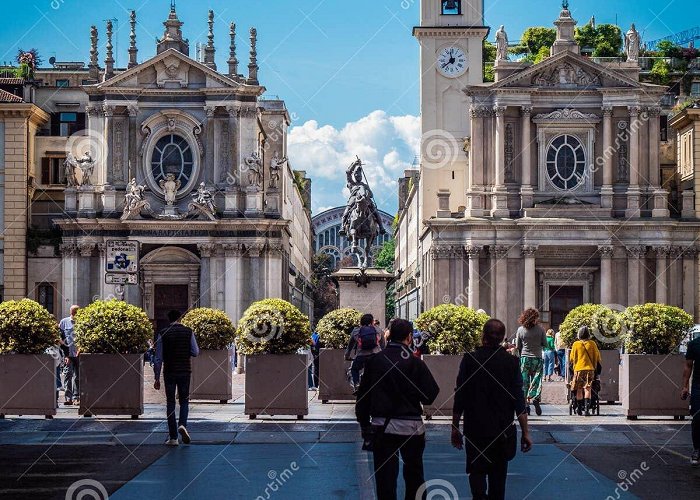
[181,308,235,403]
[74,300,152,418]
[315,308,361,403]
[620,303,693,420]
[236,299,311,419]
[415,304,489,418]
[559,304,623,403]
[0,299,60,418]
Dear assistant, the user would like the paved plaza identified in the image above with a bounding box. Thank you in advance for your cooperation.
[0,373,698,499]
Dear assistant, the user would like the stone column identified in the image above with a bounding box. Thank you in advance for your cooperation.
[224,244,244,324]
[492,106,509,217]
[490,246,509,321]
[599,245,614,305]
[648,107,670,217]
[601,106,614,208]
[128,105,138,180]
[654,246,669,304]
[520,106,534,210]
[205,105,216,185]
[60,243,79,318]
[103,105,114,186]
[430,247,452,307]
[625,106,642,217]
[626,246,645,305]
[465,245,481,310]
[682,247,697,320]
[265,244,284,299]
[522,245,537,309]
[248,244,265,303]
[467,106,486,217]
[198,243,216,308]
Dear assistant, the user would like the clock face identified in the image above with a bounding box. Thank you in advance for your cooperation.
[437,46,467,78]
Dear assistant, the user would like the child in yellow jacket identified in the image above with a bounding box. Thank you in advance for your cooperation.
[569,326,601,416]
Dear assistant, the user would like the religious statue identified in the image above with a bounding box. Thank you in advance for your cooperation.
[63,154,77,187]
[63,151,96,187]
[159,173,181,206]
[245,151,263,187]
[625,24,640,63]
[495,25,509,62]
[339,157,386,269]
[269,154,287,189]
[191,182,216,215]
[122,178,148,220]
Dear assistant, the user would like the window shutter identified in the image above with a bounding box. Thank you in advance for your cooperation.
[41,158,50,185]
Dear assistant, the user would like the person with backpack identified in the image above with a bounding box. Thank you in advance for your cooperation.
[345,313,382,393]
[356,319,440,500]
[569,326,601,417]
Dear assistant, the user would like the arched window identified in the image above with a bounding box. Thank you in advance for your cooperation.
[546,134,587,191]
[441,0,461,15]
[150,134,194,188]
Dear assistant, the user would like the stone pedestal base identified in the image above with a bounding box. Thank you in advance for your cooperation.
[625,187,641,218]
[600,185,613,209]
[245,186,263,216]
[224,187,242,217]
[651,189,670,218]
[102,186,121,216]
[65,188,78,215]
[77,187,98,218]
[490,186,509,218]
[333,267,393,326]
[265,188,281,216]
[520,186,534,213]
[162,205,179,217]
[681,190,695,219]
[465,188,486,217]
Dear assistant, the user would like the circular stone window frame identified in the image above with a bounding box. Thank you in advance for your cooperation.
[545,133,588,191]
[536,127,596,194]
[140,110,204,201]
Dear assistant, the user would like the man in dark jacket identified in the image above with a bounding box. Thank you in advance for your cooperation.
[356,319,440,500]
[345,313,382,392]
[153,309,199,446]
[452,319,532,500]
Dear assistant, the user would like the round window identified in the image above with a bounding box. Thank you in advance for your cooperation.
[150,134,194,189]
[546,134,587,190]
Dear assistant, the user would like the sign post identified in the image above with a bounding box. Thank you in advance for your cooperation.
[105,240,140,300]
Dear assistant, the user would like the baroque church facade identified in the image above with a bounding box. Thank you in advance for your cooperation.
[394,0,700,331]
[0,5,313,327]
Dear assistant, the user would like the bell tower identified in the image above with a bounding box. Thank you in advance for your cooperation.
[414,0,489,218]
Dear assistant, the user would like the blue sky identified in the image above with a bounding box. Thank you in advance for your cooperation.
[0,0,695,213]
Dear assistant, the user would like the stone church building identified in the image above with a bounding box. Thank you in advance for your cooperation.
[0,5,313,327]
[395,0,700,331]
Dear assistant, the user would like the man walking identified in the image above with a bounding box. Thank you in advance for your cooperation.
[356,319,439,500]
[345,313,382,393]
[59,305,80,406]
[153,310,199,446]
[452,319,533,500]
[682,331,700,465]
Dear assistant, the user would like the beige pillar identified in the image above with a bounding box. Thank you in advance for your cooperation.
[626,246,645,306]
[491,106,509,217]
[60,243,79,317]
[465,245,481,310]
[599,246,614,305]
[490,246,509,321]
[467,106,485,216]
[224,243,244,324]
[682,248,697,320]
[648,107,670,217]
[654,246,669,304]
[601,106,614,208]
[626,106,641,217]
[520,107,534,210]
[522,245,537,309]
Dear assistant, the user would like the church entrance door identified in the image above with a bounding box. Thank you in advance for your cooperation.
[154,284,189,332]
[549,286,584,331]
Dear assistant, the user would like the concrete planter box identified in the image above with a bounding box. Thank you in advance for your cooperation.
[318,349,354,403]
[599,349,620,403]
[0,354,57,417]
[422,355,462,418]
[79,354,144,418]
[191,349,233,403]
[245,354,308,419]
[620,354,688,419]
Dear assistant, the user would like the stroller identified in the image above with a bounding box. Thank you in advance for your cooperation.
[567,364,600,416]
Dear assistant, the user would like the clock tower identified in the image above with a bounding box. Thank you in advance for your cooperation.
[414,0,489,218]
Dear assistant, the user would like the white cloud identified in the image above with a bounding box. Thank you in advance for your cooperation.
[288,110,420,215]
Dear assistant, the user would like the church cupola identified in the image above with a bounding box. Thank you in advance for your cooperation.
[551,0,580,56]
[157,1,190,56]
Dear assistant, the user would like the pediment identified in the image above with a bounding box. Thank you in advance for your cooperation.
[492,51,642,90]
[91,48,243,91]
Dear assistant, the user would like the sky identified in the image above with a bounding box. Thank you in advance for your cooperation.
[0,0,695,214]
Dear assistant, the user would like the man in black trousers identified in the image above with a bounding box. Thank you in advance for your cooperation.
[356,319,439,500]
[153,309,199,446]
[452,319,533,500]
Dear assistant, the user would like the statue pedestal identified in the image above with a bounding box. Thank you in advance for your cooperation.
[245,186,263,217]
[265,188,281,217]
[333,267,393,327]
[77,186,98,218]
[64,187,78,215]
[162,205,179,217]
[102,185,120,216]
[224,187,242,217]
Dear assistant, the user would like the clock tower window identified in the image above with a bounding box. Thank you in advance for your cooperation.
[441,0,462,15]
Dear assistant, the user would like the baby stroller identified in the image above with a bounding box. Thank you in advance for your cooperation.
[567,364,600,416]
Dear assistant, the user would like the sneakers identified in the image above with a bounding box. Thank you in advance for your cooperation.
[178,425,191,444]
[165,438,179,446]
[533,400,542,416]
[63,400,74,406]
[692,449,699,466]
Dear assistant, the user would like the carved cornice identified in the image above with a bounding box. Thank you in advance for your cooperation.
[539,267,596,283]
[533,108,600,122]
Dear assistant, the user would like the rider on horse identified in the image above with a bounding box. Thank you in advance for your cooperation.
[339,158,386,237]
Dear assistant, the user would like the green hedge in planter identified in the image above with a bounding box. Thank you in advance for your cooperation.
[0,299,60,354]
[559,303,623,350]
[415,304,489,355]
[622,303,693,355]
[316,308,361,349]
[235,299,311,355]
[182,307,235,350]
[74,300,153,354]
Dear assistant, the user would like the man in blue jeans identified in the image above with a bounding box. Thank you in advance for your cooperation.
[682,332,700,466]
[153,310,199,446]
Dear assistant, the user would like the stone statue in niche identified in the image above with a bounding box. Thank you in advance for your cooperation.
[625,24,640,63]
[245,151,263,187]
[159,173,181,206]
[269,153,287,189]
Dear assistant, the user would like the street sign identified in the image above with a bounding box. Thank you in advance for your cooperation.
[106,240,139,274]
[105,273,138,285]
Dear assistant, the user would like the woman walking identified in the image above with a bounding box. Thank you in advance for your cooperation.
[515,308,547,415]
[543,329,556,382]
[570,326,601,416]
